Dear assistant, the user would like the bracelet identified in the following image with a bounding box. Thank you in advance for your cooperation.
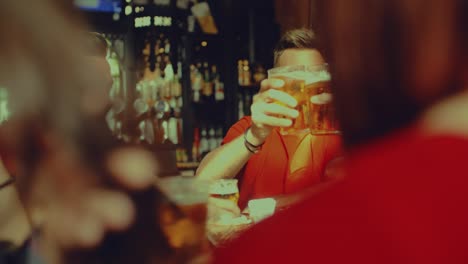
[244,140,258,154]
[244,127,264,154]
[0,177,14,190]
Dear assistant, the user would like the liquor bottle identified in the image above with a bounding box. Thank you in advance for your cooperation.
[152,66,162,103]
[243,60,251,86]
[172,83,181,104]
[202,62,213,102]
[216,127,224,147]
[176,148,182,163]
[192,128,200,162]
[171,65,183,147]
[180,147,188,162]
[190,64,196,86]
[238,95,244,119]
[199,127,209,157]
[155,39,161,56]
[237,60,243,85]
[177,147,188,163]
[253,64,267,84]
[212,65,225,101]
[176,117,183,147]
[173,62,183,98]
[168,117,178,144]
[164,39,170,53]
[214,81,224,102]
[208,127,217,151]
[163,64,174,101]
[192,66,202,103]
[177,94,183,109]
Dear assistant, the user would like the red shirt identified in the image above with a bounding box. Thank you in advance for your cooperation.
[215,126,468,263]
[223,116,342,209]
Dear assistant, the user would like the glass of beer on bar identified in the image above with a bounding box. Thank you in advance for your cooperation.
[267,65,310,135]
[209,179,240,204]
[304,64,340,135]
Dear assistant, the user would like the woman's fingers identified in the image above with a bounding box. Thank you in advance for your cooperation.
[258,78,285,93]
[252,102,298,127]
[250,78,299,134]
[261,102,299,118]
[252,113,293,128]
[255,89,298,108]
[264,89,298,107]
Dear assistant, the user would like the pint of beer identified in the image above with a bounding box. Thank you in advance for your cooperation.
[304,64,340,135]
[209,179,240,204]
[268,65,310,135]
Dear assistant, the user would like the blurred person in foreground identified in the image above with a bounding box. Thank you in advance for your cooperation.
[197,29,343,214]
[214,0,468,262]
[0,159,32,263]
[0,0,154,261]
[0,81,32,262]
[0,1,208,263]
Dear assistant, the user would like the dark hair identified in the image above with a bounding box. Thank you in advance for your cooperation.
[315,0,467,148]
[273,28,319,65]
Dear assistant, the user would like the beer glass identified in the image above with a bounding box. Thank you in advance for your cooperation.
[209,179,240,204]
[206,179,251,247]
[268,65,310,135]
[156,176,212,259]
[304,64,340,135]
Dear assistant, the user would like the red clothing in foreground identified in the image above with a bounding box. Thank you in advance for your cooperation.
[223,116,342,209]
[215,126,468,263]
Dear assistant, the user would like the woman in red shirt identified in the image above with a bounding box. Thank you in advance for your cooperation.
[214,0,468,262]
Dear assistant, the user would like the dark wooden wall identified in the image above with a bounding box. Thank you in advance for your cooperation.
[274,0,313,33]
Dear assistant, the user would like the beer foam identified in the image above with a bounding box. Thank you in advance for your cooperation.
[209,179,239,195]
[304,70,331,85]
[271,70,331,85]
[273,71,310,81]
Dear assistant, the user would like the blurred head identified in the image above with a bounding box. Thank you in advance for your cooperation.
[82,32,113,115]
[0,0,111,218]
[315,0,467,148]
[0,2,176,262]
[0,0,88,181]
[274,28,325,67]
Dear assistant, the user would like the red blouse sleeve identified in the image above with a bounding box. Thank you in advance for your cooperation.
[222,116,252,145]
